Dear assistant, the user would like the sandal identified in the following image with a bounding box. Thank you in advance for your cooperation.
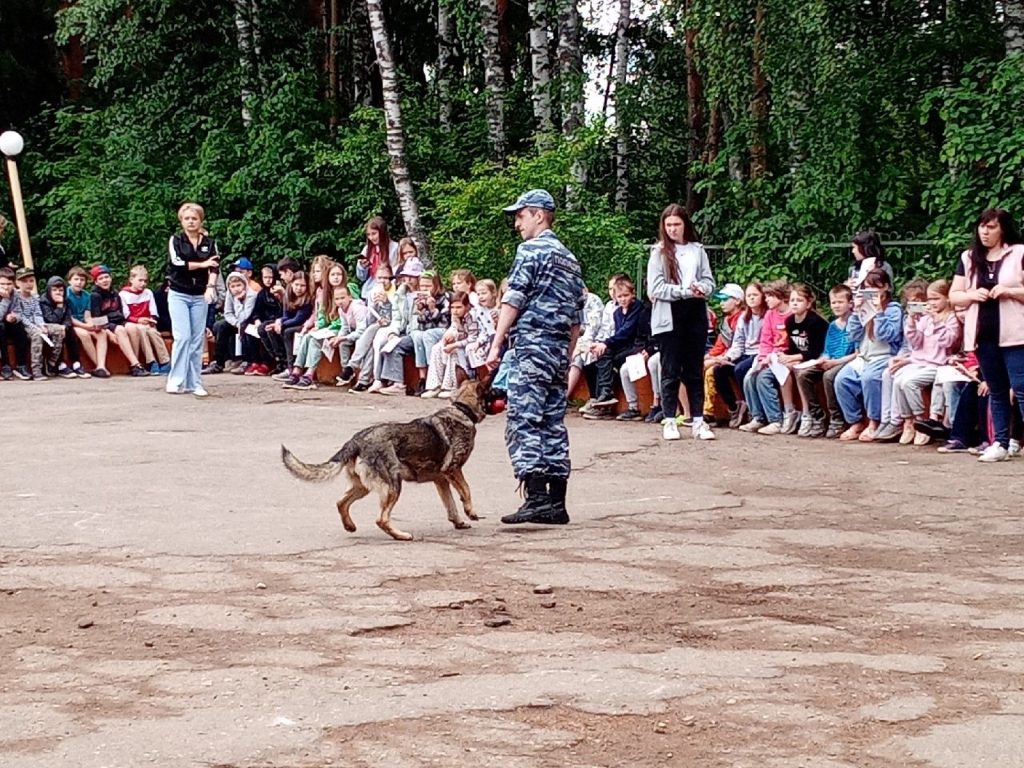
[857,426,877,443]
[840,425,864,441]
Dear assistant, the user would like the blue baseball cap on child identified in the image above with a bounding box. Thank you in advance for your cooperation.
[231,257,254,271]
[503,189,556,213]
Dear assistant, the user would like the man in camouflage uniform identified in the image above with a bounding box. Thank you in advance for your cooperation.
[486,190,585,525]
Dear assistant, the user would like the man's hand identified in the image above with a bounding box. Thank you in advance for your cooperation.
[486,344,502,370]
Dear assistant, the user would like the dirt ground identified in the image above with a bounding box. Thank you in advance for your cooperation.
[2,375,1023,768]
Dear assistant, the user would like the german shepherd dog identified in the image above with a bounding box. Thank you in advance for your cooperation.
[281,379,487,540]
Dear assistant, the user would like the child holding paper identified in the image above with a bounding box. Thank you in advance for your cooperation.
[738,279,792,434]
[883,279,961,445]
[774,283,828,436]
[420,291,478,398]
[795,284,857,437]
[283,282,348,390]
[204,272,257,374]
[834,269,904,441]
[584,275,650,420]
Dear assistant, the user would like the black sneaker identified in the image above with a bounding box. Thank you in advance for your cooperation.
[58,365,77,379]
[616,407,643,421]
[337,366,356,386]
[91,367,111,379]
[913,418,950,441]
[0,365,12,381]
[351,382,369,393]
[202,362,224,375]
[130,364,150,377]
[644,405,663,424]
[592,391,618,407]
[13,366,31,381]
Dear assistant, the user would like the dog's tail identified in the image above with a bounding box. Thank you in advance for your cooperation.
[280,441,357,483]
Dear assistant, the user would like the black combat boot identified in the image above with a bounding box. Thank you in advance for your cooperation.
[500,475,555,524]
[544,476,570,525]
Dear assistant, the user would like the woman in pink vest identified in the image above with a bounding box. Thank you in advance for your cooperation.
[949,209,1024,463]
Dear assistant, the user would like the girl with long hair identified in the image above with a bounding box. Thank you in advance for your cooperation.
[645,204,717,441]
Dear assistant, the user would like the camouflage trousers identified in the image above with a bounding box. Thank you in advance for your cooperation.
[28,323,65,377]
[505,349,571,480]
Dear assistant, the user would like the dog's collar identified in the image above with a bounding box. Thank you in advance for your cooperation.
[452,400,482,424]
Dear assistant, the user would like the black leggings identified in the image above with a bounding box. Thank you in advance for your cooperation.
[657,298,707,419]
[1,321,30,368]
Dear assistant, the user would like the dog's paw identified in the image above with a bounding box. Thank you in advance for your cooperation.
[453,521,471,529]
[465,511,480,521]
[342,521,357,532]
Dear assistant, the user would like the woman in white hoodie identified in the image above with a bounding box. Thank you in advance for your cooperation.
[646,204,717,441]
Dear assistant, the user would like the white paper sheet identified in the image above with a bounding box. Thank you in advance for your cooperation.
[934,365,971,385]
[769,353,790,385]
[624,353,648,382]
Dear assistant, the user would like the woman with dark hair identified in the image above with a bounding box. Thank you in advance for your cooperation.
[646,204,717,441]
[949,208,1024,462]
[848,230,894,288]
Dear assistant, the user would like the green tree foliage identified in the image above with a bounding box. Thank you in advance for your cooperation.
[2,0,1020,289]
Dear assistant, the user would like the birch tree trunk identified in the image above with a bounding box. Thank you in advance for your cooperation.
[1006,0,1024,55]
[365,0,430,260]
[437,0,457,131]
[613,0,630,212]
[480,0,507,164]
[556,0,583,135]
[529,0,554,147]
[326,0,339,128]
[233,0,259,126]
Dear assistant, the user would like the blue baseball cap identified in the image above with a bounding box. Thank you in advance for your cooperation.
[231,257,254,270]
[503,189,556,213]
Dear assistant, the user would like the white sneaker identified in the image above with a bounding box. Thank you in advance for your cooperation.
[978,443,1009,463]
[662,418,681,441]
[379,383,406,396]
[1009,439,1021,457]
[366,380,384,394]
[738,419,765,433]
[438,389,455,399]
[781,411,801,434]
[758,421,783,435]
[192,386,209,398]
[693,422,716,441]
[421,388,441,399]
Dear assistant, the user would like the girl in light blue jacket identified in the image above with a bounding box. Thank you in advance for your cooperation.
[646,204,716,441]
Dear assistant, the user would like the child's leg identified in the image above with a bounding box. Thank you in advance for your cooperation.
[711,363,737,410]
[733,355,756,402]
[861,357,890,425]
[822,362,847,425]
[754,369,783,423]
[425,341,445,391]
[122,323,147,363]
[65,325,87,367]
[619,365,640,410]
[742,368,765,421]
[879,367,897,426]
[440,352,459,391]
[833,362,864,425]
[26,326,45,377]
[702,366,718,417]
[647,352,662,405]
[567,357,583,395]
[43,323,66,370]
[779,375,796,412]
[113,325,141,367]
[282,327,301,369]
[146,327,170,364]
[795,367,825,420]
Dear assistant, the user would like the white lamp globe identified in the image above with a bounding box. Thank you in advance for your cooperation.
[0,131,25,158]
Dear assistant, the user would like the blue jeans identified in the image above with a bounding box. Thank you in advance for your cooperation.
[168,290,208,393]
[743,366,782,423]
[835,356,889,423]
[411,327,445,368]
[974,342,1024,448]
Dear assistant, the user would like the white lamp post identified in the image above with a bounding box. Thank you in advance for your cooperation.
[0,130,33,271]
